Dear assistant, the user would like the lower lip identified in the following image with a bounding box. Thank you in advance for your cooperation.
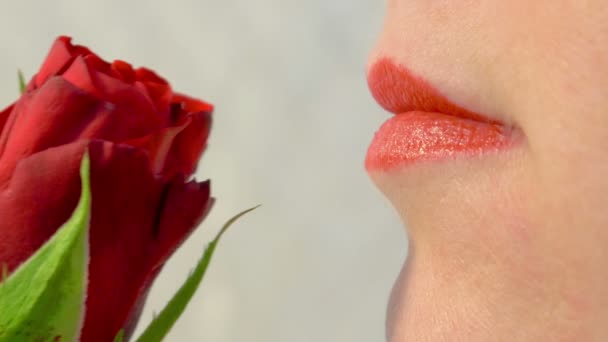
[365,111,514,171]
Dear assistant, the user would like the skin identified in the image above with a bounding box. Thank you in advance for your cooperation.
[366,1,608,341]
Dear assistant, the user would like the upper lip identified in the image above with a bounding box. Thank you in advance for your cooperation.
[366,57,501,125]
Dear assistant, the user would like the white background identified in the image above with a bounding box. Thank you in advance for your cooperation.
[0,1,407,341]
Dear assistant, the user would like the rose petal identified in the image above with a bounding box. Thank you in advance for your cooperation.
[82,140,211,340]
[31,36,74,90]
[137,81,172,122]
[0,140,86,270]
[134,67,173,122]
[121,266,162,339]
[125,117,191,176]
[61,55,101,97]
[62,55,156,122]
[89,70,165,131]
[0,77,164,185]
[0,140,149,340]
[153,177,213,266]
[164,110,212,177]
[0,79,97,185]
[172,92,214,114]
[122,177,212,340]
[111,60,136,84]
[63,56,163,130]
[79,140,165,341]
[83,54,113,77]
[29,36,96,91]
[0,104,13,142]
[135,67,169,86]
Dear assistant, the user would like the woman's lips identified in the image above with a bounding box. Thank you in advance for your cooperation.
[365,58,516,171]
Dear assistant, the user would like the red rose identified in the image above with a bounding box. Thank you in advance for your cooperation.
[0,36,213,341]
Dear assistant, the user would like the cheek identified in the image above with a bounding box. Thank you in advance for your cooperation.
[476,0,608,244]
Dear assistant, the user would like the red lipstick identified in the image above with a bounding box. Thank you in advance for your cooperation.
[365,58,515,171]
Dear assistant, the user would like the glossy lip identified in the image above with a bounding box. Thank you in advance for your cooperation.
[365,58,517,171]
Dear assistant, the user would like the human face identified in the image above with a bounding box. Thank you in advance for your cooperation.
[366,1,608,341]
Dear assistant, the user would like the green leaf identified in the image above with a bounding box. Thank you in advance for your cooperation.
[17,70,25,94]
[135,205,260,342]
[0,153,92,342]
[113,329,125,342]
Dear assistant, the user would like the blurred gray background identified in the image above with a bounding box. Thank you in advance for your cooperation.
[0,1,406,341]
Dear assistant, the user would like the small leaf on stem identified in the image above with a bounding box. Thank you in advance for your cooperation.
[134,205,260,342]
[17,70,26,94]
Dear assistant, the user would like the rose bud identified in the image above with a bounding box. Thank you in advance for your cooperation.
[0,36,213,341]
